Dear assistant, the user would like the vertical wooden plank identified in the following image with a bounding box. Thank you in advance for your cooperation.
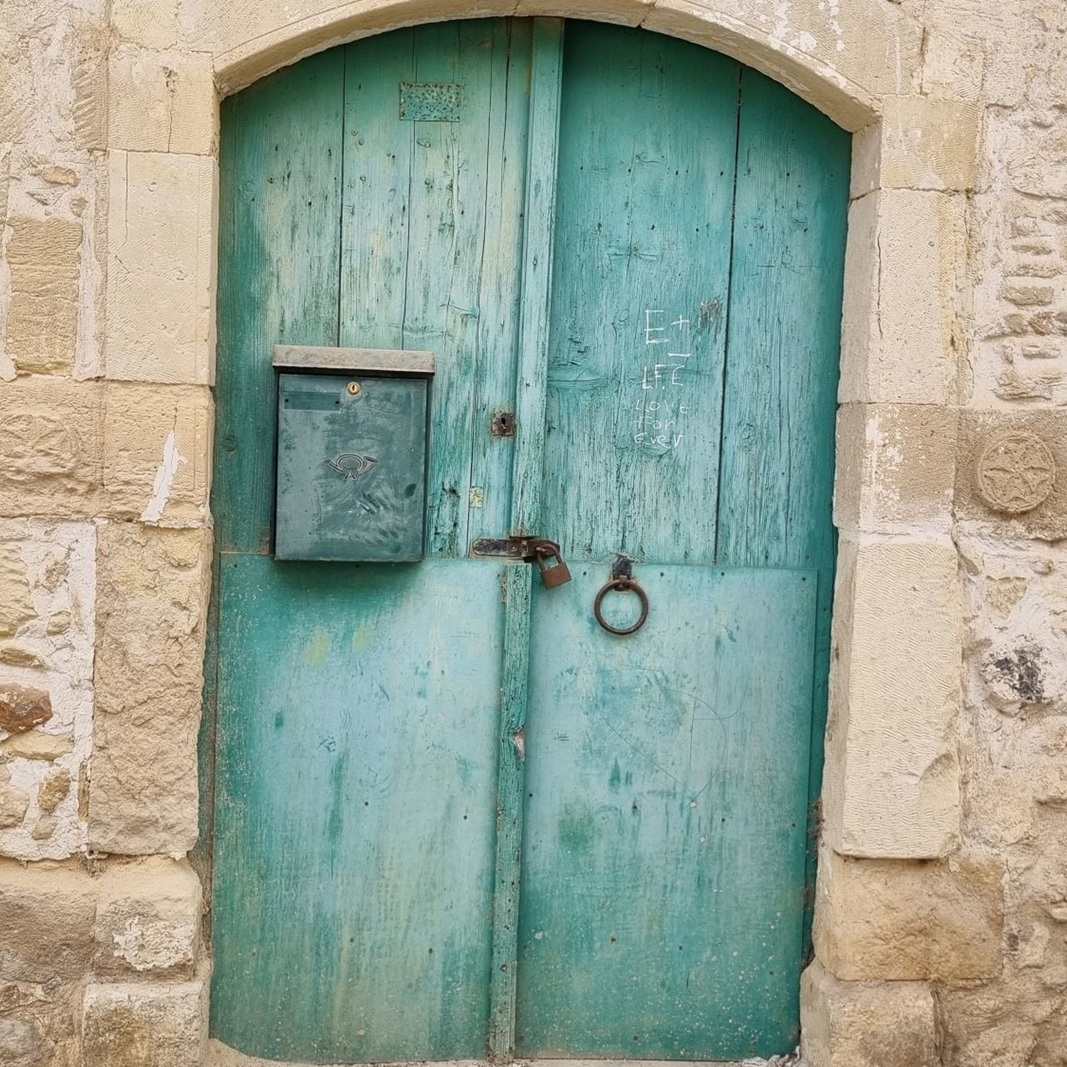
[340,28,415,352]
[715,69,850,954]
[539,23,740,562]
[340,21,531,555]
[468,20,533,546]
[510,18,564,536]
[488,24,562,1055]
[213,52,345,553]
[488,562,533,1061]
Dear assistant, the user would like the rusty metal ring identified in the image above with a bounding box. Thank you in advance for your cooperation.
[593,576,649,636]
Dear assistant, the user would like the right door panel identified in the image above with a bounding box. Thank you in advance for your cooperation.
[516,567,817,1058]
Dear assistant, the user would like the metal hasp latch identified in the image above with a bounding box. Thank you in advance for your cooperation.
[471,536,572,588]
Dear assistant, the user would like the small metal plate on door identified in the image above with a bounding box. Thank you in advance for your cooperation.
[399,82,462,122]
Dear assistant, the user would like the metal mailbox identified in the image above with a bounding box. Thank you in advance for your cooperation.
[272,345,434,562]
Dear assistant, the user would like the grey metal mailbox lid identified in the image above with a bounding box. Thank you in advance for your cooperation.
[273,350,432,562]
[272,344,435,377]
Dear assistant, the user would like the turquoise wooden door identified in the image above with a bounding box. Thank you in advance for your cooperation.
[208,18,849,1065]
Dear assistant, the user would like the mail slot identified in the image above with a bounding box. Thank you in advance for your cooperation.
[272,345,434,562]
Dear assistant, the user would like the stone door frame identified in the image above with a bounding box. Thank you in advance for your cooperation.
[99,0,978,1056]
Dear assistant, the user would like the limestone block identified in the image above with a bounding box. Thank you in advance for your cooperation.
[839,190,967,405]
[851,97,981,196]
[813,847,1004,980]
[0,544,34,639]
[0,859,95,983]
[0,768,29,829]
[0,3,109,155]
[0,1015,48,1067]
[94,858,203,978]
[4,216,83,374]
[0,378,106,519]
[833,403,958,534]
[955,409,1067,543]
[822,537,962,858]
[800,959,938,1067]
[38,770,71,814]
[103,383,213,526]
[81,968,209,1067]
[918,20,986,102]
[939,969,1067,1067]
[1,732,75,761]
[105,150,217,385]
[113,0,180,50]
[1,150,108,381]
[89,523,212,856]
[109,47,217,156]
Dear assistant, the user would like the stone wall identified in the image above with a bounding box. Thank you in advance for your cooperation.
[0,1,1064,1065]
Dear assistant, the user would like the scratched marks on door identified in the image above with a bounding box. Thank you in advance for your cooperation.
[632,308,699,455]
[589,663,745,805]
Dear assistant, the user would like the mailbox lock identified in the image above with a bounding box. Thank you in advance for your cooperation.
[346,381,362,396]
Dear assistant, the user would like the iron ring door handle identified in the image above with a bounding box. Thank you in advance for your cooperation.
[593,576,650,636]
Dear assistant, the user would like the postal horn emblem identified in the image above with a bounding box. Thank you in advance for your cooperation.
[327,453,378,479]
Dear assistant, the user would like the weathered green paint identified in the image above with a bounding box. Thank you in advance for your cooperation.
[212,557,506,1061]
[717,70,850,955]
[488,563,534,1059]
[543,25,739,564]
[208,16,849,1064]
[275,373,429,561]
[339,19,534,556]
[214,49,345,555]
[517,566,816,1059]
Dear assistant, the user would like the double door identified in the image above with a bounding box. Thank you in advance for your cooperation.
[209,18,849,1064]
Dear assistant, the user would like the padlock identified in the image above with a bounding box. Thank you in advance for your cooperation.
[535,543,572,588]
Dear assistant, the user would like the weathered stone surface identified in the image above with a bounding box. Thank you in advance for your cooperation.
[822,537,962,858]
[840,189,967,405]
[4,216,82,375]
[940,969,1067,1067]
[814,848,1004,980]
[1,731,75,762]
[38,770,71,814]
[0,1015,48,1067]
[0,859,94,983]
[0,647,45,669]
[114,0,180,49]
[851,96,981,195]
[0,769,29,829]
[800,960,938,1067]
[956,409,1067,542]
[833,403,958,534]
[89,523,211,855]
[94,858,202,978]
[0,685,53,734]
[108,47,217,155]
[103,384,213,526]
[0,379,106,519]
[105,150,217,385]
[81,970,209,1067]
[0,544,35,638]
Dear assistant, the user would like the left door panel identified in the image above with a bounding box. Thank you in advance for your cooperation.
[210,24,535,1062]
[211,557,506,1061]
